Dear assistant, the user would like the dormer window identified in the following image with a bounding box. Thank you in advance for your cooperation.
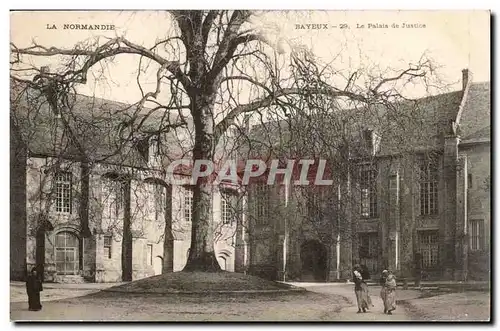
[362,129,381,156]
[149,137,159,159]
[136,137,150,161]
[135,136,161,166]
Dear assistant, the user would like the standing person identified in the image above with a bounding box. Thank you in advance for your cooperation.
[26,267,43,311]
[379,269,387,312]
[353,264,372,313]
[380,270,397,314]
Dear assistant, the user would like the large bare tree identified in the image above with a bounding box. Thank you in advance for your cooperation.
[11,10,437,272]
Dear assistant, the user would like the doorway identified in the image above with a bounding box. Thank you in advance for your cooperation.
[358,232,380,278]
[153,256,163,275]
[54,231,80,275]
[300,240,327,281]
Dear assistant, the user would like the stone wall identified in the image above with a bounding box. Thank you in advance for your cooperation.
[462,143,491,280]
[10,124,27,281]
[245,140,490,282]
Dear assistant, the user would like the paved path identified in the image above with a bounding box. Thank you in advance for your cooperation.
[300,283,420,321]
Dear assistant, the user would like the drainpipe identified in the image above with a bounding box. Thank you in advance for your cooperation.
[336,183,341,280]
[283,181,289,282]
[396,232,399,271]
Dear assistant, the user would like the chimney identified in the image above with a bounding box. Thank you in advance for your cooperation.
[462,69,472,91]
[37,66,61,118]
[40,66,50,75]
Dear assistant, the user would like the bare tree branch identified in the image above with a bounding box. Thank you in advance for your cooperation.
[11,37,192,90]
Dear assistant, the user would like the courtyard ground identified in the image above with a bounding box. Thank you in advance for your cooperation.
[10,280,491,322]
[11,290,349,321]
[401,291,491,321]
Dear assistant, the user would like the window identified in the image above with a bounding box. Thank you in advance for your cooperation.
[420,158,439,215]
[307,187,328,219]
[418,230,439,268]
[184,188,193,222]
[221,193,231,225]
[221,191,238,225]
[359,164,378,218]
[55,171,72,214]
[104,235,112,259]
[113,183,124,218]
[251,183,269,224]
[147,244,153,266]
[55,231,79,275]
[469,219,485,251]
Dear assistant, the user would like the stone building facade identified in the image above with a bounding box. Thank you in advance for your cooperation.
[10,70,490,284]
[244,71,490,282]
[10,83,239,282]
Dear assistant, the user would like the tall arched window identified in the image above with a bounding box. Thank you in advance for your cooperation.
[55,231,80,275]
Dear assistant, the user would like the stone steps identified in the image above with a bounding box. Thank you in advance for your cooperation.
[53,275,85,284]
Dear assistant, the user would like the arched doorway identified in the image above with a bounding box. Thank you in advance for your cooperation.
[154,256,163,275]
[218,256,227,271]
[300,240,327,282]
[217,249,232,271]
[54,231,80,275]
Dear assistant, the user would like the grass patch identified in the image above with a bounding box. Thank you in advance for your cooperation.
[104,271,299,294]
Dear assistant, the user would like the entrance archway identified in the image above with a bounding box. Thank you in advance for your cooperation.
[153,256,163,275]
[54,231,80,275]
[300,240,327,282]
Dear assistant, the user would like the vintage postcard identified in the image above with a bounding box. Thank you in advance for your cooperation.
[10,10,491,322]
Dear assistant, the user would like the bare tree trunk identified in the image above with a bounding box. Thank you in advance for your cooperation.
[184,182,220,271]
[121,180,133,281]
[79,162,92,238]
[183,95,221,272]
[162,185,174,273]
[35,227,45,281]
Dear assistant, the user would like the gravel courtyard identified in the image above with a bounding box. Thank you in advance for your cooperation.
[10,281,490,322]
[11,290,349,321]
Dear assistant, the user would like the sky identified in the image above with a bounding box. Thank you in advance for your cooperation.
[10,10,490,104]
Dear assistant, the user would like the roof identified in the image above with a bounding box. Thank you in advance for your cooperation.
[11,76,490,175]
[10,79,189,168]
[457,82,491,142]
[463,125,490,141]
[245,81,490,159]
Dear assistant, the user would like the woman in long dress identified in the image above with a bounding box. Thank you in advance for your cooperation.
[380,270,396,314]
[26,267,43,311]
[353,264,373,313]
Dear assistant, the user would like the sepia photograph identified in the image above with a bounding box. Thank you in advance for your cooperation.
[9,9,491,322]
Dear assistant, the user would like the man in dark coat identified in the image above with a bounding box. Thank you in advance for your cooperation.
[26,267,43,311]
